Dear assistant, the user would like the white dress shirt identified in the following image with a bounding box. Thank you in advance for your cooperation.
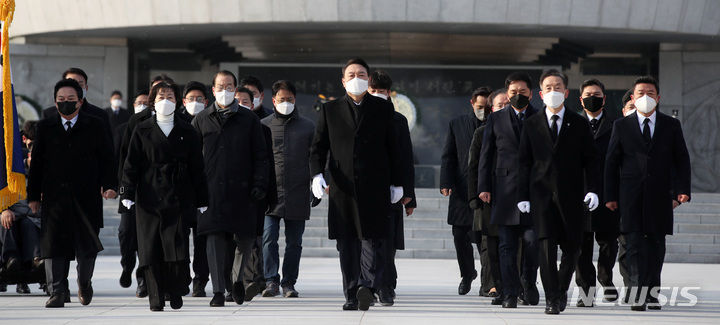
[636,110,656,138]
[61,114,79,131]
[545,106,565,136]
[587,111,603,123]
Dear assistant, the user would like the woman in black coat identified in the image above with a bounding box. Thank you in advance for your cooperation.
[121,82,209,311]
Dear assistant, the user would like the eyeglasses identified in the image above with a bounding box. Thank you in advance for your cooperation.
[214,86,235,92]
[185,96,205,102]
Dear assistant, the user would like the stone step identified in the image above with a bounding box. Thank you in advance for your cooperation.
[665,253,720,264]
[673,203,720,214]
[681,193,720,204]
[675,223,720,234]
[666,233,719,244]
[674,213,720,224]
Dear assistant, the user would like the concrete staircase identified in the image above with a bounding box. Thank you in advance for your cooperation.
[97,190,720,263]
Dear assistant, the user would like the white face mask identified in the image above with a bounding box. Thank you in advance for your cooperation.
[154,99,175,116]
[239,104,252,110]
[82,88,87,99]
[134,104,147,114]
[634,95,657,114]
[185,101,204,116]
[371,93,388,100]
[275,102,295,115]
[542,91,565,109]
[253,96,262,109]
[214,90,235,107]
[474,108,486,121]
[111,99,122,109]
[345,77,368,96]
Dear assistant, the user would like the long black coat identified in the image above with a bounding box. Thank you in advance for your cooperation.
[468,126,496,236]
[121,117,209,266]
[391,112,416,250]
[517,109,599,243]
[478,105,539,226]
[192,101,269,236]
[42,101,113,143]
[27,112,117,258]
[261,110,315,220]
[580,111,620,233]
[605,111,691,235]
[309,95,402,240]
[440,112,482,226]
[105,107,132,131]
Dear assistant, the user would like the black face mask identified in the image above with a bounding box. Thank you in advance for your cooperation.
[57,101,79,116]
[582,96,604,113]
[509,94,530,110]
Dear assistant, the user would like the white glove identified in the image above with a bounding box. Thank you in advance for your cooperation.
[122,199,135,209]
[584,192,599,211]
[198,206,208,213]
[311,173,327,199]
[517,201,530,213]
[390,185,404,204]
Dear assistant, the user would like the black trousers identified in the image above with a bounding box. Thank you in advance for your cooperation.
[190,225,209,287]
[538,236,579,304]
[498,225,538,298]
[451,225,476,279]
[482,235,502,295]
[617,233,631,287]
[624,232,666,303]
[0,217,41,264]
[575,231,619,296]
[336,238,385,302]
[206,232,254,294]
[242,236,265,287]
[381,209,401,290]
[118,209,144,281]
[145,261,188,309]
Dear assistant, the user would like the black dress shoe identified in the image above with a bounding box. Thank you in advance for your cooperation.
[491,296,504,305]
[210,293,225,307]
[647,296,662,310]
[576,298,594,307]
[150,306,164,312]
[502,296,517,308]
[378,288,394,306]
[16,283,30,294]
[136,278,148,298]
[524,283,540,305]
[517,295,529,305]
[192,280,207,297]
[244,282,260,301]
[343,300,359,310]
[558,292,567,312]
[63,289,71,303]
[119,269,132,288]
[231,281,245,305]
[458,276,475,295]
[604,287,619,302]
[46,293,65,308]
[356,286,373,311]
[5,257,20,272]
[170,295,183,310]
[77,281,93,306]
[545,302,560,315]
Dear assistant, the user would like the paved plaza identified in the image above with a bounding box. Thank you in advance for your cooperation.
[1,256,719,324]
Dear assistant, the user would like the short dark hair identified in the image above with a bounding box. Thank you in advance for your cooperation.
[240,75,264,93]
[622,89,633,106]
[62,67,88,83]
[53,78,84,100]
[212,70,237,88]
[236,86,254,101]
[134,89,149,100]
[580,79,605,94]
[471,86,493,102]
[111,90,122,98]
[22,120,38,140]
[148,81,182,110]
[632,75,659,94]
[488,88,506,106]
[342,58,370,76]
[369,70,393,90]
[539,69,568,88]
[272,80,297,97]
[183,81,208,99]
[150,74,175,88]
[505,72,533,90]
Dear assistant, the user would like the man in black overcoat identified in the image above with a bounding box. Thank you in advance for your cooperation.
[575,79,621,307]
[191,71,269,307]
[516,70,600,314]
[478,72,540,308]
[605,76,691,311]
[440,86,492,295]
[309,58,403,311]
[28,79,117,308]
[104,90,132,131]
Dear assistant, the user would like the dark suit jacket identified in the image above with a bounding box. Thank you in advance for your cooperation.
[440,112,482,226]
[42,101,112,143]
[605,111,691,235]
[517,108,599,243]
[27,112,117,258]
[309,94,402,240]
[104,107,132,131]
[391,111,416,250]
[580,111,620,233]
[478,104,539,226]
[468,125,496,236]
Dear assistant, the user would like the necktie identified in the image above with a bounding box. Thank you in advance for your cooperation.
[517,112,524,131]
[65,121,73,133]
[590,118,598,134]
[550,115,559,143]
[643,118,651,146]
